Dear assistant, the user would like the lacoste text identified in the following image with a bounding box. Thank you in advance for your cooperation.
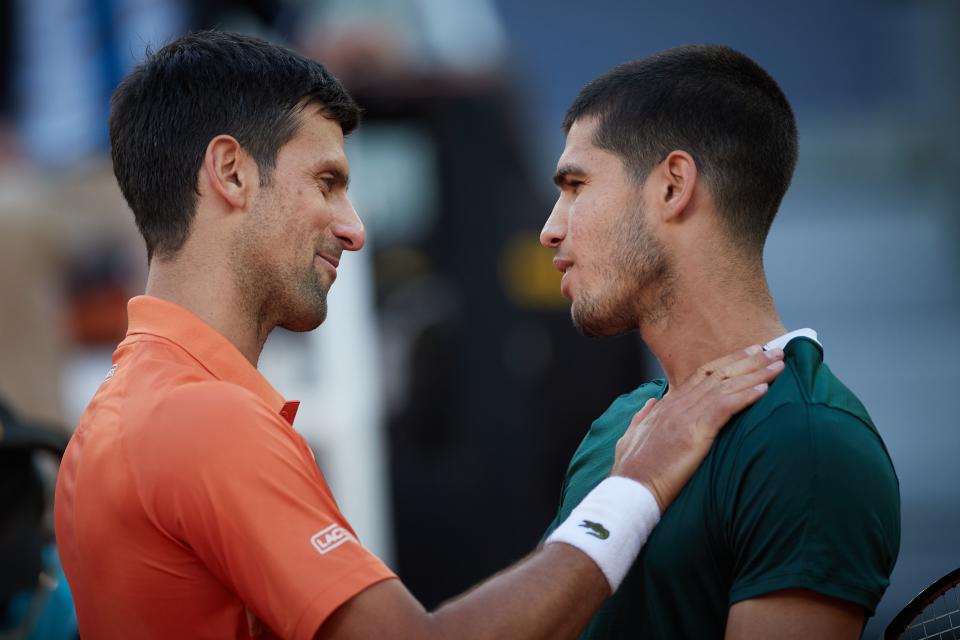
[311,524,357,555]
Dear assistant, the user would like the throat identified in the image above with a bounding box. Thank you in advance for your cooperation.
[643,295,784,389]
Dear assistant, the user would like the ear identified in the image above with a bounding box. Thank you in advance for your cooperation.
[201,135,257,210]
[651,150,698,223]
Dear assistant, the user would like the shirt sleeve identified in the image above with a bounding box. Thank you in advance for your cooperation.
[722,403,900,614]
[131,381,396,640]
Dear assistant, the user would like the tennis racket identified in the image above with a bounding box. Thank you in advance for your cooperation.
[885,567,960,639]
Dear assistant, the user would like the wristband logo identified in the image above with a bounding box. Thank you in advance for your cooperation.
[311,524,358,555]
[579,520,610,540]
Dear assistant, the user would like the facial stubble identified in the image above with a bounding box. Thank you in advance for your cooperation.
[231,194,330,336]
[571,201,674,337]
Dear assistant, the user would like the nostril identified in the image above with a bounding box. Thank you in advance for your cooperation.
[342,229,365,251]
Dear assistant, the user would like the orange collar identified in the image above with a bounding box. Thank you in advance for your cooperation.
[124,295,289,415]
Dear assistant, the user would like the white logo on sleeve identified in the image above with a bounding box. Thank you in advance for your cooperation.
[311,524,358,555]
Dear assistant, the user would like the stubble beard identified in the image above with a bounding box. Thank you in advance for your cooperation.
[231,198,329,336]
[571,202,674,337]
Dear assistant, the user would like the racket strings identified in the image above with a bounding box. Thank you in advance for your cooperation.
[903,583,960,640]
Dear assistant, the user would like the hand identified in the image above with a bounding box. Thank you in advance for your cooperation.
[611,345,785,511]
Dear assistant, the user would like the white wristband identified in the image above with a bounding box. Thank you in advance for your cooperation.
[544,476,661,592]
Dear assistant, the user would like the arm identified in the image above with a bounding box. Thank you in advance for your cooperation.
[719,399,899,639]
[317,544,608,640]
[725,590,864,640]
[316,346,787,640]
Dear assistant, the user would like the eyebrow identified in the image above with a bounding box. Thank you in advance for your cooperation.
[552,163,587,187]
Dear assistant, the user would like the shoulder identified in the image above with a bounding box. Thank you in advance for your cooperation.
[592,379,667,436]
[156,379,275,424]
[126,380,295,478]
[545,379,665,534]
[721,402,901,612]
[728,340,895,479]
[147,379,279,435]
[716,384,900,556]
[715,343,900,528]
[569,379,667,471]
[725,401,897,493]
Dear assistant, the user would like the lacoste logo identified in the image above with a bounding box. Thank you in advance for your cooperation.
[579,520,610,540]
[311,524,357,555]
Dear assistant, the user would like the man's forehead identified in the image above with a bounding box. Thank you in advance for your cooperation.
[556,117,616,173]
[298,111,346,147]
[292,113,349,167]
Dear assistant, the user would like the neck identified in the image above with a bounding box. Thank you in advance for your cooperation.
[144,255,270,367]
[640,263,785,388]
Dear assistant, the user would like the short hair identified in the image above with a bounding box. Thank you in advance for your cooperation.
[563,45,798,254]
[109,30,361,261]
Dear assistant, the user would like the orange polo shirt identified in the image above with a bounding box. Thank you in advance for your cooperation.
[54,295,395,639]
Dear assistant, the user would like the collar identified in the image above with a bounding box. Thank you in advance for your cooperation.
[764,328,821,351]
[124,295,295,419]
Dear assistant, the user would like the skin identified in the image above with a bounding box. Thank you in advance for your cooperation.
[316,348,785,640]
[146,108,364,365]
[540,116,865,638]
[142,107,787,639]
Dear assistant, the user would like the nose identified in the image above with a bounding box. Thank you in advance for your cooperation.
[333,199,366,251]
[540,199,567,249]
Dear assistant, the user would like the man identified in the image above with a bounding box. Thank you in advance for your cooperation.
[540,45,900,639]
[53,32,786,639]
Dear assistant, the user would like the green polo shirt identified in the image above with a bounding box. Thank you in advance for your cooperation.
[544,336,900,639]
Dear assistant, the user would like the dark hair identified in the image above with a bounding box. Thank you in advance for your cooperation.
[109,31,361,261]
[563,45,798,254]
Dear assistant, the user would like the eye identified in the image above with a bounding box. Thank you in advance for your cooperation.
[316,175,336,194]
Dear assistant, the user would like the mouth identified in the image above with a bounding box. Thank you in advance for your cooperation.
[553,257,573,274]
[554,257,574,298]
[315,253,340,278]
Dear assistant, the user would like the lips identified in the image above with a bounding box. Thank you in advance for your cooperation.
[554,257,574,298]
[318,254,340,269]
[553,257,573,274]
[315,253,340,279]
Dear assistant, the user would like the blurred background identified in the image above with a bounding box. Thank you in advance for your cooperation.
[0,0,957,638]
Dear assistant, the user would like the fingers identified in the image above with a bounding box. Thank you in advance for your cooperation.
[689,359,785,437]
[629,397,659,426]
[691,383,769,442]
[617,398,659,460]
[684,345,783,390]
[683,345,764,389]
[609,345,789,512]
[707,356,784,398]
[676,346,785,413]
[711,347,784,382]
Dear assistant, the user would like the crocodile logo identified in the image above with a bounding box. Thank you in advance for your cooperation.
[579,520,610,540]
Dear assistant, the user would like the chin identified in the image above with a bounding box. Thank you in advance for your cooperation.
[279,300,328,332]
[280,316,323,333]
[571,299,636,338]
[277,279,330,332]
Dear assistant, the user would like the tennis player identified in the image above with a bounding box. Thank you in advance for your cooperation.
[540,45,901,639]
[52,32,786,639]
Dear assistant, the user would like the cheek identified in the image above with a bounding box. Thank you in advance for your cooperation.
[568,199,614,253]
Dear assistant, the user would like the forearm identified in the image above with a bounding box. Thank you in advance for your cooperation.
[315,476,651,640]
[316,347,786,640]
[427,543,608,640]
[315,544,609,640]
